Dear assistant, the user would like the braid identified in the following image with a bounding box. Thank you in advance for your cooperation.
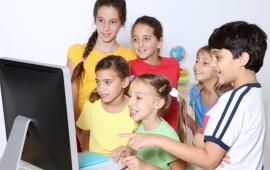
[71,30,98,82]
[82,30,98,60]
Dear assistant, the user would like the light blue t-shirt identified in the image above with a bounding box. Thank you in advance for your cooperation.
[189,85,218,128]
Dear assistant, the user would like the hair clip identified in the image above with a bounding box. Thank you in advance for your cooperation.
[159,84,167,93]
[130,75,135,81]
[170,88,178,97]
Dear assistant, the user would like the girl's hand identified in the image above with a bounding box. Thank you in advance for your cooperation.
[120,133,158,150]
[219,153,231,168]
[122,156,145,170]
[110,146,132,162]
[192,128,204,148]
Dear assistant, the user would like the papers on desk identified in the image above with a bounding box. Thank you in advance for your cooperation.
[79,151,110,168]
[80,158,125,170]
[78,151,126,170]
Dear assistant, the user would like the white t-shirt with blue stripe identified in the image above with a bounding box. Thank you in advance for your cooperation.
[204,83,265,170]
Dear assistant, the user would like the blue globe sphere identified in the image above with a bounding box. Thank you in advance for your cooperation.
[170,46,185,62]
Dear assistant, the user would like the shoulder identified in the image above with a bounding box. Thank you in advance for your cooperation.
[117,45,136,60]
[67,44,86,64]
[160,57,179,66]
[82,100,94,110]
[82,99,101,110]
[159,119,180,141]
[67,44,86,56]
[129,58,140,65]
[190,84,199,96]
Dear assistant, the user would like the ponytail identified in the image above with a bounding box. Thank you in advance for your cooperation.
[71,30,98,82]
[89,88,100,103]
[177,93,188,143]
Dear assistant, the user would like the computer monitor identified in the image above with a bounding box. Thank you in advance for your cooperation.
[0,58,79,170]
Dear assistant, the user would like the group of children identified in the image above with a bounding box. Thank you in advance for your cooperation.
[67,0,267,169]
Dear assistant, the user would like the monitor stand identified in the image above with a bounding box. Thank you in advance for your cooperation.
[0,115,33,170]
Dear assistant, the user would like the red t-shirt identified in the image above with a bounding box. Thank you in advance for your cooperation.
[129,57,180,130]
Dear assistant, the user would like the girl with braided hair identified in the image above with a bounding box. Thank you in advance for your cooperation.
[67,0,135,121]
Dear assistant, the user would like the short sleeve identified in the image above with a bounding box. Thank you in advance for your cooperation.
[67,44,85,65]
[204,90,245,151]
[76,101,92,130]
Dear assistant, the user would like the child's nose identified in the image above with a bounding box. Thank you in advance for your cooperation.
[128,98,134,107]
[103,22,110,30]
[98,83,105,92]
[138,39,144,47]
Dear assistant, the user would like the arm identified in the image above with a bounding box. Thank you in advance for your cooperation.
[124,133,225,170]
[76,129,90,151]
[169,159,186,170]
[67,58,81,120]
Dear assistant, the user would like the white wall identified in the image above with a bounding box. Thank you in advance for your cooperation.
[0,0,269,168]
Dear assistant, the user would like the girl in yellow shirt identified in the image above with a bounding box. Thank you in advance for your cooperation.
[76,55,137,154]
[67,0,135,121]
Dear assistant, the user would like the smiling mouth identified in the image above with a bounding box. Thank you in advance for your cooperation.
[138,49,146,53]
[100,94,108,98]
[129,110,138,117]
[102,33,111,37]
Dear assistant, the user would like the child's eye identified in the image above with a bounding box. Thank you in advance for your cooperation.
[97,18,103,23]
[203,61,209,65]
[136,96,142,100]
[96,80,101,86]
[105,80,112,85]
[216,56,221,61]
[144,37,150,41]
[195,60,199,63]
[132,37,138,42]
[111,20,118,24]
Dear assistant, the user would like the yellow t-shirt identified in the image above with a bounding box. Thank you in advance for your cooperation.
[76,99,137,155]
[67,44,136,110]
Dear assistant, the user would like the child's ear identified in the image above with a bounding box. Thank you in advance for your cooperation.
[239,52,250,66]
[154,98,165,110]
[122,77,130,89]
[157,37,163,49]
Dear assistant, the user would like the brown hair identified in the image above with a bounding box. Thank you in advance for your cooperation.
[89,55,130,102]
[131,15,163,41]
[72,0,127,82]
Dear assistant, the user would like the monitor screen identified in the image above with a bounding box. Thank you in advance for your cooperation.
[0,58,78,169]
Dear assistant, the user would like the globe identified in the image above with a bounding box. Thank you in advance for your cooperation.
[170,46,185,62]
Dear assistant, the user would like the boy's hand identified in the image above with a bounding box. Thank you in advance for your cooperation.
[120,133,158,150]
[110,146,132,162]
[122,155,145,170]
